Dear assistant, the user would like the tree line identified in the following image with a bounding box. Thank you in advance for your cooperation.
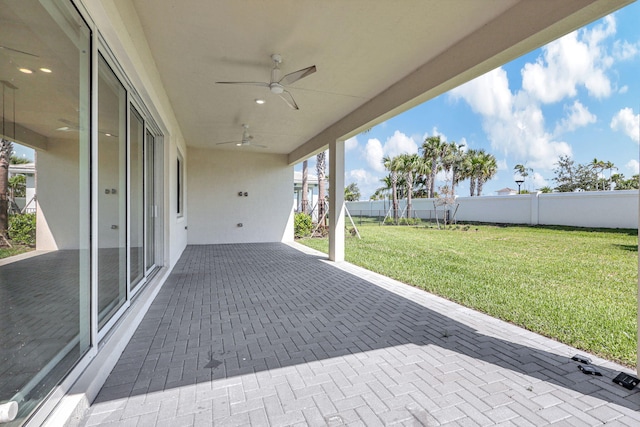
[371,135,498,220]
[550,156,638,192]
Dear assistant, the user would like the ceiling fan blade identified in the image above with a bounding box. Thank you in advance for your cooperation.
[215,81,269,88]
[215,141,241,145]
[251,144,268,149]
[278,90,299,110]
[279,65,316,86]
[0,45,39,57]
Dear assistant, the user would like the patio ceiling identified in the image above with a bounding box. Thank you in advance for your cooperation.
[129,0,632,162]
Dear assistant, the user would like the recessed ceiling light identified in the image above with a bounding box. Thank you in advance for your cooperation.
[236,142,242,146]
[40,68,52,73]
[19,68,33,74]
[255,99,265,105]
[105,133,112,137]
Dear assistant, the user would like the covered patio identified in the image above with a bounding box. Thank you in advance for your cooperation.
[3,1,638,425]
[78,243,640,426]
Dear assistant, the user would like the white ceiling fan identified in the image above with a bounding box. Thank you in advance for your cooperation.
[215,124,267,148]
[0,45,39,58]
[216,54,316,110]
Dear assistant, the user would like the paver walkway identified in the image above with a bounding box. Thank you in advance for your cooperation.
[80,243,640,426]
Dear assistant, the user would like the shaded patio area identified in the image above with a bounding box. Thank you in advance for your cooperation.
[79,243,640,426]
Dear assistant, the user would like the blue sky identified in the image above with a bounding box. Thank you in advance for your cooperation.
[300,2,640,199]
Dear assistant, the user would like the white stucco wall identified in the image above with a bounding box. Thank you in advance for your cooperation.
[187,148,294,244]
[455,195,533,224]
[346,190,639,229]
[36,137,82,250]
[537,191,638,229]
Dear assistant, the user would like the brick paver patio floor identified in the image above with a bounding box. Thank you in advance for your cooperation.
[79,243,640,426]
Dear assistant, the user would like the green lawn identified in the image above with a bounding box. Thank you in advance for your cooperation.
[0,245,33,260]
[299,223,638,367]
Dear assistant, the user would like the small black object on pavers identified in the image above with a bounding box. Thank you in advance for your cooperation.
[578,364,602,376]
[571,354,592,364]
[613,372,640,390]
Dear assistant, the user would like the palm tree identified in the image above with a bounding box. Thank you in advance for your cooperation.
[421,136,447,198]
[513,163,533,191]
[316,151,326,224]
[590,158,606,191]
[382,155,403,222]
[8,174,26,199]
[603,160,616,190]
[301,159,309,214]
[459,148,479,197]
[0,138,12,237]
[476,150,498,196]
[441,141,465,197]
[396,153,426,219]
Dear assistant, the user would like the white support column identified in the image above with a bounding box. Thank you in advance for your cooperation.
[329,139,345,262]
[637,190,639,376]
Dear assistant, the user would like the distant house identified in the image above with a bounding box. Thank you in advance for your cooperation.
[293,170,322,217]
[8,162,36,213]
[496,187,517,196]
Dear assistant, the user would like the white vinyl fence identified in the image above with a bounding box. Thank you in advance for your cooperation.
[346,190,639,229]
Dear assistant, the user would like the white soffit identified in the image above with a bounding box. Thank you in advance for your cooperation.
[128,0,633,162]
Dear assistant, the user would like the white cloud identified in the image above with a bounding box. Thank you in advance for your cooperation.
[344,136,358,152]
[385,130,418,157]
[521,16,616,103]
[451,68,512,120]
[346,168,381,199]
[364,138,385,172]
[531,172,549,190]
[364,130,418,176]
[626,159,639,174]
[451,71,572,169]
[345,136,358,152]
[497,158,508,171]
[555,100,597,134]
[610,108,640,143]
[619,85,629,94]
[613,39,639,61]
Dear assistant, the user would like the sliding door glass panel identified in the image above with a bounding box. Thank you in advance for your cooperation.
[129,106,144,289]
[145,130,155,271]
[0,0,91,425]
[97,54,127,329]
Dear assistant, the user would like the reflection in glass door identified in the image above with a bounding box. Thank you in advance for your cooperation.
[0,0,91,424]
[97,54,127,329]
[129,107,144,290]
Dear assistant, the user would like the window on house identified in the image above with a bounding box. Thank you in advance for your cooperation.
[177,151,184,216]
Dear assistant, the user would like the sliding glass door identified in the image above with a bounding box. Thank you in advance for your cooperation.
[0,0,91,424]
[145,130,156,272]
[129,106,144,290]
[97,54,127,330]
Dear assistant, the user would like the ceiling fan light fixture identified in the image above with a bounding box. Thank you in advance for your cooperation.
[255,99,265,104]
[269,83,284,94]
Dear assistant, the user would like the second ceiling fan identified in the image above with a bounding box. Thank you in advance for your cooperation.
[216,54,316,110]
[215,124,267,148]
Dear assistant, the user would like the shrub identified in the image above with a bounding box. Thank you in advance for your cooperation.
[9,213,36,246]
[398,217,421,226]
[294,212,312,238]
